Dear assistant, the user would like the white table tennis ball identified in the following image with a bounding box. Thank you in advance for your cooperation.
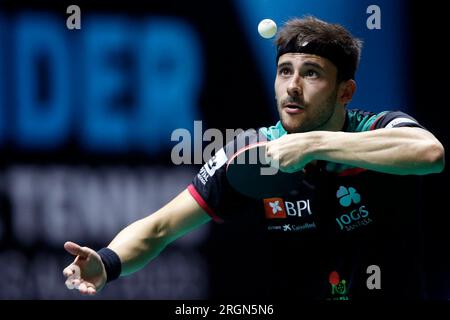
[258,19,277,39]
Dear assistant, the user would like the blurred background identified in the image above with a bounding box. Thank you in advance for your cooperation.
[0,0,448,299]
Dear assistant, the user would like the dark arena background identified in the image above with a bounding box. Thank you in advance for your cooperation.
[0,0,448,301]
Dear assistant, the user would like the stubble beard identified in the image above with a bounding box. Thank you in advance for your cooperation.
[277,89,338,133]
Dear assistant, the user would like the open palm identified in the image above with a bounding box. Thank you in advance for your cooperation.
[63,241,107,295]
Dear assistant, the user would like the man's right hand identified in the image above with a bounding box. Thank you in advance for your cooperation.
[63,241,107,295]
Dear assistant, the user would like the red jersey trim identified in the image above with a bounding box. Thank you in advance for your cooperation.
[187,184,224,224]
[338,167,367,177]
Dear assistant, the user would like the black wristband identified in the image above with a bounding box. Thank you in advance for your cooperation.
[97,248,122,283]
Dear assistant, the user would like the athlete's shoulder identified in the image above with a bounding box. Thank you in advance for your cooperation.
[372,110,425,130]
[345,108,425,132]
[345,108,385,132]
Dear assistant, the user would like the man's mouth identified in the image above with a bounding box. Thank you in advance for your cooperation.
[283,103,305,114]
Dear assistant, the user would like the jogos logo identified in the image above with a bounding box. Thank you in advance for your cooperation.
[335,186,372,231]
[263,197,312,219]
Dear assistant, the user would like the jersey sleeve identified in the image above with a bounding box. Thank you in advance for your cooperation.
[188,129,265,223]
[371,111,427,130]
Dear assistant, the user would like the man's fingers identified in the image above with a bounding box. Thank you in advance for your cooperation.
[64,264,82,290]
[65,278,75,290]
[66,277,97,295]
[77,281,96,295]
[78,282,88,293]
[265,145,280,166]
[63,266,74,278]
[65,277,81,290]
[72,278,82,288]
[264,146,272,164]
[64,241,90,258]
[63,264,81,278]
[86,287,96,295]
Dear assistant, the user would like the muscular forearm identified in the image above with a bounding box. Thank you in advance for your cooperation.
[309,127,445,175]
[106,189,211,276]
[107,212,169,276]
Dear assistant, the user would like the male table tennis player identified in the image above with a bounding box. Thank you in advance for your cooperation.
[63,16,444,300]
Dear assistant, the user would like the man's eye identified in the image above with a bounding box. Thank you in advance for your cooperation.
[305,70,319,78]
[279,68,291,76]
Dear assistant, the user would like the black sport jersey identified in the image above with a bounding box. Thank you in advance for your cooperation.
[189,109,427,300]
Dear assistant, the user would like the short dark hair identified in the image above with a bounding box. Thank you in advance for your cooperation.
[276,16,363,81]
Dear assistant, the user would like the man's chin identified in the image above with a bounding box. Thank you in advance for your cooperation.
[280,119,307,133]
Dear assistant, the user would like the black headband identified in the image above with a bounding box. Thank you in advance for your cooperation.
[276,38,355,80]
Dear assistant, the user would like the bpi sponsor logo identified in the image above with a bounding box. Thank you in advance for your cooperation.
[263,198,287,219]
[263,197,312,219]
[336,186,372,231]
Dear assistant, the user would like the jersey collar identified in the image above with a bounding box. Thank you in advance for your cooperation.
[260,121,288,141]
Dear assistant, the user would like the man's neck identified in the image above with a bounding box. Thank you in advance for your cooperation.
[315,106,346,132]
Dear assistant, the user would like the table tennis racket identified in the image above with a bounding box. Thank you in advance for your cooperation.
[226,142,304,199]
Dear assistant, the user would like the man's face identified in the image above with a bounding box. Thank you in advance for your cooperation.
[275,53,340,133]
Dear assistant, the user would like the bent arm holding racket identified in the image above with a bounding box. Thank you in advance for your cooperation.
[266,127,445,175]
[63,189,211,295]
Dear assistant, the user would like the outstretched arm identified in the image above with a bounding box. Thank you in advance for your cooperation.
[266,127,445,175]
[107,188,211,275]
[63,189,211,295]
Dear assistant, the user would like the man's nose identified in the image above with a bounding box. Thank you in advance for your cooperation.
[287,74,302,97]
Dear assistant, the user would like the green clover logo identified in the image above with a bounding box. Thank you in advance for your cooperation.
[336,186,361,207]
